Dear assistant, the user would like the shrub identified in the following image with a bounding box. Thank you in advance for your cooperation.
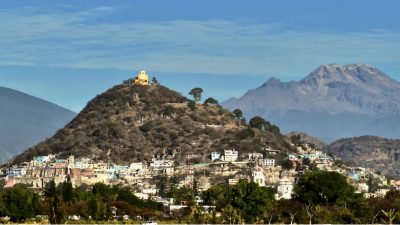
[162,105,177,117]
[249,116,267,129]
[140,121,154,133]
[204,97,219,106]
[237,128,255,139]
[187,100,196,111]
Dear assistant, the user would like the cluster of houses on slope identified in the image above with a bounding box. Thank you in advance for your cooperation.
[1,143,396,210]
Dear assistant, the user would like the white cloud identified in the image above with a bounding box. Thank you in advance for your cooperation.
[0,6,399,77]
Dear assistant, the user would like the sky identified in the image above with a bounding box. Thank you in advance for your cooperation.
[0,0,399,112]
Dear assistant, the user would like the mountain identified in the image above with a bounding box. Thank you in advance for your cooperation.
[0,87,76,163]
[327,135,400,179]
[11,81,294,165]
[222,64,400,141]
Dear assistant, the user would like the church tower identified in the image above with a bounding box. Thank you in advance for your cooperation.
[133,70,149,85]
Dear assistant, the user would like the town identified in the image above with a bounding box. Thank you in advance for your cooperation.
[3,140,394,212]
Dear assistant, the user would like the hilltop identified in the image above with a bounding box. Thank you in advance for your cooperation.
[327,135,400,179]
[12,80,293,165]
[0,87,76,162]
[222,64,400,141]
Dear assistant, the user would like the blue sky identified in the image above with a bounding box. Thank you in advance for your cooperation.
[0,0,399,112]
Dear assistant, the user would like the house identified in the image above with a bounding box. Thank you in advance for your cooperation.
[223,149,238,162]
[264,147,279,155]
[251,166,265,186]
[275,178,294,200]
[264,159,275,167]
[248,153,263,161]
[6,166,27,177]
[211,152,221,161]
[150,158,174,170]
[228,178,239,186]
[356,182,369,193]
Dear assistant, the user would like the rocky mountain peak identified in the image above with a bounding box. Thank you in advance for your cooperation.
[300,63,398,89]
[222,63,400,141]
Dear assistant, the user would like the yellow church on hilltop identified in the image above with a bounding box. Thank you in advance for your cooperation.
[133,70,149,85]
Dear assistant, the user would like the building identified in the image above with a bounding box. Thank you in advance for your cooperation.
[223,149,238,162]
[211,152,221,161]
[275,178,294,200]
[150,158,174,170]
[248,153,263,161]
[6,166,27,177]
[134,70,149,85]
[264,159,275,167]
[251,166,265,186]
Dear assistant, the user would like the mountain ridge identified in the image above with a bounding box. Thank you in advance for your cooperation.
[222,64,400,141]
[0,86,76,162]
[327,135,400,179]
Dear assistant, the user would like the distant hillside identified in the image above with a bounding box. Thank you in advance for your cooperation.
[222,64,400,141]
[0,87,76,163]
[12,81,294,165]
[327,135,400,179]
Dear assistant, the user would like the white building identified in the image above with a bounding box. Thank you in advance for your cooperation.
[356,182,369,193]
[223,149,238,162]
[264,159,275,167]
[228,178,240,186]
[251,166,265,186]
[275,178,294,200]
[6,166,27,177]
[150,158,174,170]
[211,152,221,161]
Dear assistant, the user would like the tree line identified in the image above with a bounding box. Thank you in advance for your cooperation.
[2,170,400,224]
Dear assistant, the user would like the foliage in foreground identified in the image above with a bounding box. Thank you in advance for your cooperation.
[1,171,400,224]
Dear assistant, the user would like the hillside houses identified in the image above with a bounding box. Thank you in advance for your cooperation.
[1,141,393,205]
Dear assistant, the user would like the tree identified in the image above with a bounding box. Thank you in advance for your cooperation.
[151,77,158,85]
[187,100,196,111]
[162,105,177,117]
[293,170,357,205]
[305,202,316,225]
[189,87,204,102]
[281,159,294,170]
[249,116,268,129]
[231,180,275,222]
[232,109,243,119]
[2,184,35,222]
[44,180,64,224]
[302,158,311,166]
[277,199,303,225]
[222,205,242,224]
[59,181,73,203]
[204,97,219,106]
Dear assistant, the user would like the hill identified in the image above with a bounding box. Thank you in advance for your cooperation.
[286,131,326,150]
[222,64,400,141]
[327,135,400,179]
[12,81,294,165]
[0,87,76,163]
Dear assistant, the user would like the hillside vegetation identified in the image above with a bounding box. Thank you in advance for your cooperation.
[12,82,293,165]
[327,135,400,179]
